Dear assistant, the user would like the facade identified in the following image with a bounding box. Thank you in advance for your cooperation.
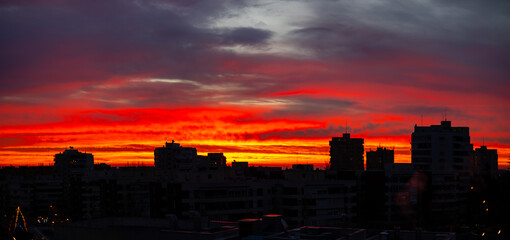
[474,145,498,180]
[383,163,418,227]
[280,165,358,227]
[411,121,474,226]
[411,121,473,173]
[180,180,272,222]
[54,147,94,220]
[329,133,364,171]
[366,147,394,171]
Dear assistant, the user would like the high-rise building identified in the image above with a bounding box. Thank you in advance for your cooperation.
[329,133,364,171]
[366,147,394,171]
[410,120,474,226]
[411,121,473,173]
[474,146,498,180]
[54,147,94,220]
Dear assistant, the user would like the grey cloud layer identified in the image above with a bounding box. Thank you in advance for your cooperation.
[1,0,509,120]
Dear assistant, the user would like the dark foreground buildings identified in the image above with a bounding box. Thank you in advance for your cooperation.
[1,121,508,240]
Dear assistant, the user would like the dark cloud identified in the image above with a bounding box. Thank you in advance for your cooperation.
[0,0,255,92]
[262,96,357,119]
[2,0,508,102]
[392,105,464,118]
[254,121,412,140]
[286,0,510,96]
[223,27,273,45]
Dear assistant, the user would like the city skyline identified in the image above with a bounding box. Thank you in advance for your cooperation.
[1,120,506,239]
[1,120,505,170]
[1,0,509,168]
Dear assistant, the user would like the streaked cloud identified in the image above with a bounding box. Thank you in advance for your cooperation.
[0,0,509,167]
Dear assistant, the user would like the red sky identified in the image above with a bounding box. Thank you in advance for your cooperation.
[1,1,509,168]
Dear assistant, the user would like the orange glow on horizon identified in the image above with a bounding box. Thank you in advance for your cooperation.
[1,107,509,169]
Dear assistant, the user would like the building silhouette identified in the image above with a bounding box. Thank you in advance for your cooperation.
[411,120,474,226]
[54,147,95,220]
[366,147,394,171]
[411,120,473,173]
[154,141,197,171]
[54,146,93,179]
[329,133,364,171]
[474,145,498,180]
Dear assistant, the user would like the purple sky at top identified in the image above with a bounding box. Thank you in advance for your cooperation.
[1,0,509,166]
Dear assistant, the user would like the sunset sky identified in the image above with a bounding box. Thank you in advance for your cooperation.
[1,0,509,168]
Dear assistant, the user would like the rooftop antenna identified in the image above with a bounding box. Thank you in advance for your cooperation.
[345,120,348,133]
[442,108,448,121]
[482,137,485,146]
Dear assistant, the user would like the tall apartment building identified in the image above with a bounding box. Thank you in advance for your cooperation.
[366,147,394,171]
[411,121,473,173]
[474,145,498,180]
[411,120,474,226]
[54,147,95,219]
[329,133,364,171]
